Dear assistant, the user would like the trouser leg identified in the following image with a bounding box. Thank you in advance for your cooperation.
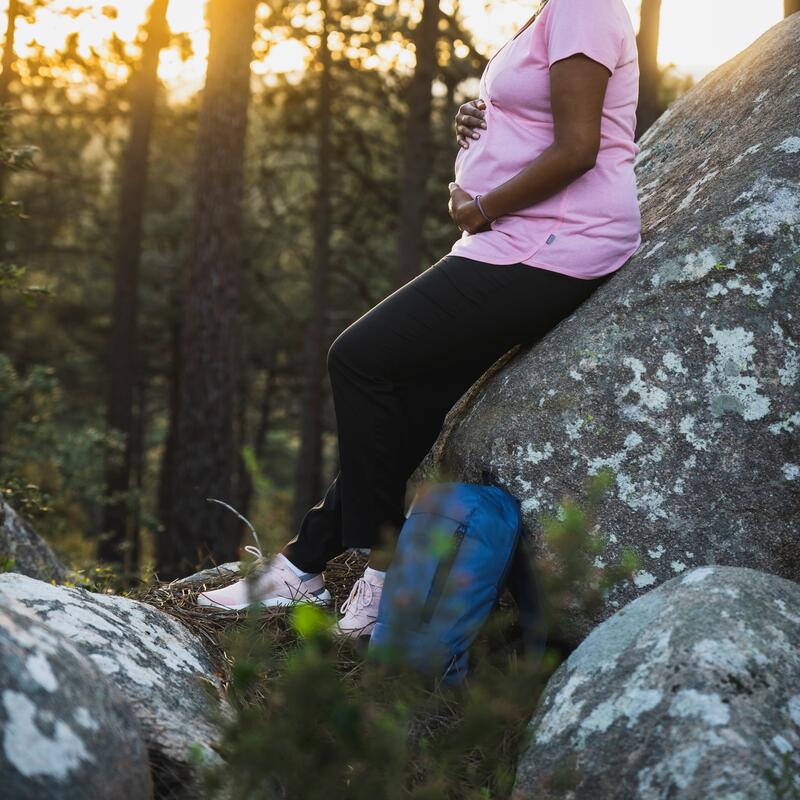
[281,472,346,574]
[282,254,608,573]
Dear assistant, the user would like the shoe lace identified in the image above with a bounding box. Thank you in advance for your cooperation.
[340,576,374,615]
[242,544,262,560]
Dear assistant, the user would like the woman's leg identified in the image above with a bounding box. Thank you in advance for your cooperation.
[282,254,608,573]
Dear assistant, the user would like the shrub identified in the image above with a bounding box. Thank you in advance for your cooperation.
[198,467,638,799]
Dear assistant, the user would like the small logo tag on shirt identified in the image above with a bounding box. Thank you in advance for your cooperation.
[546,234,556,245]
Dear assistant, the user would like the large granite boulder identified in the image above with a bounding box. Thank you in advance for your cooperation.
[0,601,152,799]
[0,572,229,798]
[513,566,800,800]
[415,14,800,641]
[0,501,67,582]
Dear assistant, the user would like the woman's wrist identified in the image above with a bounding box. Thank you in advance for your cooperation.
[474,194,495,223]
[476,192,501,221]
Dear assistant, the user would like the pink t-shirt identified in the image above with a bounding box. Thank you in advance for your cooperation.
[448,0,642,279]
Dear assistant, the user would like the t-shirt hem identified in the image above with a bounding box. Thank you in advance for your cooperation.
[446,239,641,280]
[521,243,639,279]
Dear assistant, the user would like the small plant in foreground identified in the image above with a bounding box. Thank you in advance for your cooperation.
[199,467,638,799]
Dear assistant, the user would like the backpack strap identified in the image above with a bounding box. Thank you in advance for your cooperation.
[506,534,549,660]
[480,467,503,489]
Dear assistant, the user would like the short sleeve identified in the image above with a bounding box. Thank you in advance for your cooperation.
[545,0,623,76]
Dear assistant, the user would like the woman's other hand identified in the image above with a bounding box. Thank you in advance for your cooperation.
[454,99,487,149]
[448,182,491,234]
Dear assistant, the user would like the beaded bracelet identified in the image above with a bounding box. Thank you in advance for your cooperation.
[474,194,495,224]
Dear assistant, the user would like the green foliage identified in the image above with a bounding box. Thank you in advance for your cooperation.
[0,106,48,302]
[0,0,697,582]
[532,467,640,629]
[0,352,122,549]
[199,473,637,799]
[764,749,800,799]
[658,64,696,110]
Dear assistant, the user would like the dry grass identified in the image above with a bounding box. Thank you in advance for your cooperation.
[130,548,384,691]
[132,546,523,692]
[130,549,535,799]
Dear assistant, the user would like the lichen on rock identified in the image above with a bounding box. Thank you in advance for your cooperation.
[0,572,229,798]
[0,601,152,799]
[0,501,67,583]
[414,12,800,645]
[512,566,800,799]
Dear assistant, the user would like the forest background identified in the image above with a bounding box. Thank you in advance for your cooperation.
[0,0,794,585]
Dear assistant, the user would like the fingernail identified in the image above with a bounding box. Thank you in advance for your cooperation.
[472,132,479,139]
[480,122,486,128]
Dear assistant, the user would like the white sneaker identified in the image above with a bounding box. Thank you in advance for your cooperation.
[196,552,332,610]
[335,567,385,639]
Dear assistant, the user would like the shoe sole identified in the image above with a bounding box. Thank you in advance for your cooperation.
[334,623,376,641]
[197,588,333,611]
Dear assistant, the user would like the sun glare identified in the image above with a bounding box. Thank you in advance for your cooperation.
[656,0,784,77]
[0,0,787,98]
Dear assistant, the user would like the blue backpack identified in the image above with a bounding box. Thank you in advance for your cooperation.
[368,471,547,686]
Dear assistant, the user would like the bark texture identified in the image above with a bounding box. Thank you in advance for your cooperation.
[393,0,441,287]
[100,0,170,574]
[162,0,258,577]
[635,0,663,140]
[293,0,333,531]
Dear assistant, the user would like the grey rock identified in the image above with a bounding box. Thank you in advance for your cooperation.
[170,561,241,588]
[0,501,67,582]
[414,14,800,642]
[0,601,152,800]
[0,572,230,798]
[512,566,800,800]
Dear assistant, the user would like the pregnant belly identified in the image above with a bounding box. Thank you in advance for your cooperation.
[453,106,556,214]
[453,107,639,234]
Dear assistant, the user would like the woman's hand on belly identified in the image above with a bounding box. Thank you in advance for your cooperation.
[448,182,492,234]
[454,98,487,149]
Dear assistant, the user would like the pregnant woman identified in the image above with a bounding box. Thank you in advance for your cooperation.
[198,0,642,638]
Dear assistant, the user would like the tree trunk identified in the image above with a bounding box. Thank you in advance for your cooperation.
[635,0,662,141]
[129,378,146,575]
[160,0,257,579]
[156,312,180,552]
[238,364,275,523]
[393,0,440,288]
[787,0,800,16]
[291,0,333,533]
[0,0,19,350]
[233,345,251,519]
[99,0,170,572]
[255,367,275,462]
[0,0,17,107]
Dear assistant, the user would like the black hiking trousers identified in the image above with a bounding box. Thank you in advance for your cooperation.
[282,253,612,574]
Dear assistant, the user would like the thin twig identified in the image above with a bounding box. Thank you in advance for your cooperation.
[206,497,262,555]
